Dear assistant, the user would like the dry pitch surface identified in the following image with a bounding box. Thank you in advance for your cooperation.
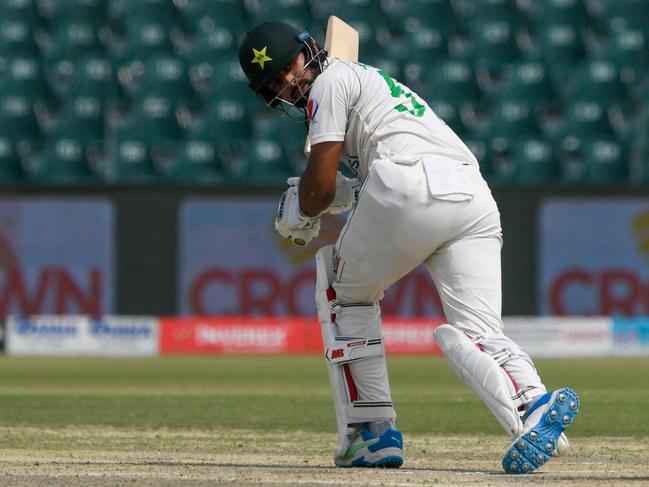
[1,427,647,486]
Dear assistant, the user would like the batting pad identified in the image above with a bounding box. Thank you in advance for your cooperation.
[315,245,395,457]
[434,324,524,438]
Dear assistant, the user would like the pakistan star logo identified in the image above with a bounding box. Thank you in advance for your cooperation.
[251,47,272,69]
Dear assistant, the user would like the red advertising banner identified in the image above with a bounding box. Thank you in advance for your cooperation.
[159,317,445,355]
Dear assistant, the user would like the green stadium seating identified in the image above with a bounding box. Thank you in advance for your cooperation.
[468,20,523,68]
[399,28,451,86]
[110,122,161,182]
[26,133,100,183]
[127,55,197,109]
[558,135,628,184]
[52,95,106,142]
[0,94,43,154]
[521,0,591,29]
[423,59,482,105]
[215,139,251,182]
[125,94,185,145]
[498,62,558,114]
[248,137,294,184]
[112,16,177,69]
[0,18,39,58]
[591,29,648,82]
[482,101,542,140]
[562,100,616,139]
[177,0,247,33]
[513,138,558,184]
[49,55,121,102]
[186,27,238,97]
[598,0,649,33]
[584,139,628,183]
[0,56,53,105]
[379,0,456,34]
[430,100,469,135]
[529,23,587,91]
[565,61,628,109]
[164,126,225,183]
[0,136,24,182]
[246,0,314,29]
[0,0,40,24]
[0,0,644,186]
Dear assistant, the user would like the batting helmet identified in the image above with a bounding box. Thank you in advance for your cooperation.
[239,21,310,102]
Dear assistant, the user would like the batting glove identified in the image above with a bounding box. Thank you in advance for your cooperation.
[275,186,321,246]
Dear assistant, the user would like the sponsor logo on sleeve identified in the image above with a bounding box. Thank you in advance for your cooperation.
[307,98,319,123]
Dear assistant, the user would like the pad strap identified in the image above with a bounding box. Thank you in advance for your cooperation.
[325,336,384,364]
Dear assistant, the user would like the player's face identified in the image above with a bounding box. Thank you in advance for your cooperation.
[268,52,316,104]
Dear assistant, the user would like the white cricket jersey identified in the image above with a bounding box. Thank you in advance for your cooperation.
[306,58,478,180]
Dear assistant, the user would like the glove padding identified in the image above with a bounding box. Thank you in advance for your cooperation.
[275,186,320,246]
[287,171,360,214]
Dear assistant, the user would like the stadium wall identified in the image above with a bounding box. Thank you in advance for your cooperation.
[4,315,649,358]
[0,184,647,317]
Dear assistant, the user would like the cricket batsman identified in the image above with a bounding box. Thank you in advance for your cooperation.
[238,20,580,473]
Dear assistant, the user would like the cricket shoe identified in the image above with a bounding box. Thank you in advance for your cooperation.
[334,426,404,468]
[503,387,580,474]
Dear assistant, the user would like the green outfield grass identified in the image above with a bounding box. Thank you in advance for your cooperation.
[0,355,647,439]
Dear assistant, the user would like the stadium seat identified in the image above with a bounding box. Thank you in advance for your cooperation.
[558,136,628,184]
[112,16,177,69]
[44,15,105,62]
[49,55,121,102]
[598,0,649,33]
[165,127,225,183]
[0,94,43,155]
[482,101,542,139]
[0,0,40,23]
[38,0,106,22]
[423,60,482,106]
[125,95,185,146]
[0,18,39,58]
[248,137,294,184]
[245,0,314,29]
[565,61,628,109]
[519,0,591,29]
[186,27,238,97]
[590,29,648,83]
[430,100,469,136]
[528,23,587,91]
[127,55,196,109]
[379,0,456,34]
[468,19,523,68]
[177,0,247,33]
[584,139,628,183]
[0,136,24,182]
[51,95,106,143]
[400,28,450,88]
[215,139,251,182]
[562,100,616,139]
[0,56,53,106]
[109,122,162,182]
[26,133,101,183]
[498,62,558,115]
[456,0,520,25]
[512,138,558,184]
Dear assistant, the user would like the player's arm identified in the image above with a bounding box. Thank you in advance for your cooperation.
[299,140,344,217]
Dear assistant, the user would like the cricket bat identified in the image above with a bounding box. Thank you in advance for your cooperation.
[304,16,359,156]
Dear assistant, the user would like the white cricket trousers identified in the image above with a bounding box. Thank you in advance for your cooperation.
[332,159,545,415]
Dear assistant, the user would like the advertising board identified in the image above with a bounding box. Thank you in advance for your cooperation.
[178,199,444,317]
[539,199,649,316]
[0,199,114,319]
